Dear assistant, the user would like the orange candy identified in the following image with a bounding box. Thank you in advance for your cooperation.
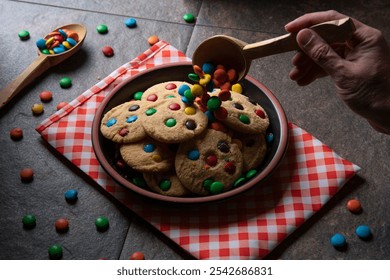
[347,199,362,213]
[130,251,145,260]
[147,35,159,45]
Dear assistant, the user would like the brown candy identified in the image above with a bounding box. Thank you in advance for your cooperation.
[20,168,34,183]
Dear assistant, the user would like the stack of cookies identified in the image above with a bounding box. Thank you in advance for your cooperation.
[100,81,269,197]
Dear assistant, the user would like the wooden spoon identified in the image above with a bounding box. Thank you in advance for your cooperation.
[0,23,87,110]
[192,17,355,82]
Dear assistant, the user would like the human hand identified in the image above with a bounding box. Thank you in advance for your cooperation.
[285,10,390,134]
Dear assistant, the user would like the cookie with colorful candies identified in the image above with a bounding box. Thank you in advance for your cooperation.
[143,171,193,197]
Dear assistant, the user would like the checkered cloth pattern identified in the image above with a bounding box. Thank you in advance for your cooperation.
[36,41,360,259]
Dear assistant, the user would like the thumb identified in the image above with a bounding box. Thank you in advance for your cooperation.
[296,29,344,77]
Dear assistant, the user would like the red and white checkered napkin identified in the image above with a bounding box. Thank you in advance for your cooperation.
[36,41,360,259]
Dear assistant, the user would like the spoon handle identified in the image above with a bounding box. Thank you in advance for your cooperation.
[243,17,356,60]
[0,55,51,110]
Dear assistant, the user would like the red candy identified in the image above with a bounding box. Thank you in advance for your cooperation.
[227,68,237,82]
[206,154,218,166]
[20,168,34,183]
[102,46,114,57]
[10,127,23,141]
[146,94,158,102]
[130,251,145,260]
[165,83,177,90]
[214,69,228,83]
[213,106,228,120]
[255,109,266,118]
[168,103,181,110]
[218,89,231,101]
[224,162,236,174]
[55,218,69,232]
[39,91,53,102]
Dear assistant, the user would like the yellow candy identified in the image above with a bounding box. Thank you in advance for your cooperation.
[151,154,162,162]
[199,74,211,86]
[49,49,55,54]
[232,83,243,94]
[31,103,44,115]
[62,41,71,49]
[184,106,196,115]
[45,36,54,47]
[191,84,204,97]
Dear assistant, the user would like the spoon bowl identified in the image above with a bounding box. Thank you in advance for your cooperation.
[192,18,355,82]
[0,23,87,110]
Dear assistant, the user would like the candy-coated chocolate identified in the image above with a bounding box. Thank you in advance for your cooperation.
[102,45,114,57]
[193,65,203,77]
[202,63,215,74]
[48,245,63,259]
[10,127,23,141]
[206,154,218,166]
[191,84,204,97]
[218,89,231,101]
[124,18,137,28]
[130,251,145,260]
[185,120,197,130]
[347,199,362,213]
[178,84,190,96]
[129,104,140,111]
[207,96,222,111]
[143,143,155,153]
[95,216,109,231]
[147,35,159,45]
[64,189,78,202]
[31,103,44,115]
[330,233,346,248]
[145,108,157,116]
[168,103,181,111]
[39,91,53,102]
[187,149,200,160]
[213,106,228,120]
[184,106,196,115]
[266,133,274,143]
[96,24,108,34]
[55,218,69,232]
[214,69,228,83]
[58,29,67,39]
[183,13,195,23]
[255,109,266,118]
[22,214,36,229]
[210,181,224,194]
[133,91,143,100]
[188,73,200,82]
[106,118,117,127]
[118,128,129,137]
[227,69,238,82]
[224,161,236,174]
[239,114,250,124]
[165,118,177,127]
[355,225,372,240]
[18,30,30,40]
[20,168,34,183]
[132,176,146,187]
[231,83,243,93]
[217,140,230,153]
[59,77,72,88]
[246,169,257,179]
[165,83,177,90]
[234,176,246,187]
[159,179,171,191]
[126,115,138,123]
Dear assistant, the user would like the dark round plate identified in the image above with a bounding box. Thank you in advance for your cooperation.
[92,62,288,203]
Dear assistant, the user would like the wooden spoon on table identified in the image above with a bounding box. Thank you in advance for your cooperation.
[192,17,356,82]
[0,23,87,110]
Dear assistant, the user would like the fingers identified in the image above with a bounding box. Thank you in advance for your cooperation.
[289,52,327,86]
[285,10,347,33]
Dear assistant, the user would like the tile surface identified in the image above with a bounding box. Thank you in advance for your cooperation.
[1,0,389,260]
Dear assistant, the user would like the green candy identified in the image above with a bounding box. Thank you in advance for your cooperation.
[239,114,250,124]
[132,176,146,187]
[188,73,200,82]
[207,96,222,111]
[159,179,171,191]
[145,108,157,116]
[95,216,109,231]
[183,13,195,23]
[48,245,63,259]
[246,169,257,179]
[22,214,36,229]
[202,178,214,192]
[184,89,195,100]
[96,24,108,34]
[18,30,30,40]
[133,91,143,100]
[234,176,246,188]
[41,49,50,54]
[210,181,224,194]
[59,77,72,88]
[165,118,177,127]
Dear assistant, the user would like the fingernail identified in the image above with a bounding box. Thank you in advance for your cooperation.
[298,29,314,48]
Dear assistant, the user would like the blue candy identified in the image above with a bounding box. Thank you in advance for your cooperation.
[187,149,200,160]
[330,233,346,248]
[124,18,137,28]
[58,29,67,39]
[66,37,77,46]
[355,225,372,240]
[178,84,190,96]
[143,143,155,153]
[36,38,47,49]
[126,115,138,123]
[106,118,117,127]
[53,44,66,54]
[64,189,78,202]
[202,62,215,74]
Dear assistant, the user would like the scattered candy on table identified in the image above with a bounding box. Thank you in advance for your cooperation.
[22,214,36,229]
[183,13,195,23]
[31,103,44,115]
[59,77,72,88]
[95,216,109,231]
[129,251,145,260]
[39,91,53,102]
[124,17,137,28]
[36,28,79,54]
[64,189,78,203]
[20,168,34,183]
[55,218,69,233]
[48,244,63,259]
[96,24,108,34]
[330,233,346,248]
[18,30,30,40]
[10,127,23,141]
[355,225,372,240]
[347,199,362,214]
[147,35,159,45]
[102,46,114,57]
